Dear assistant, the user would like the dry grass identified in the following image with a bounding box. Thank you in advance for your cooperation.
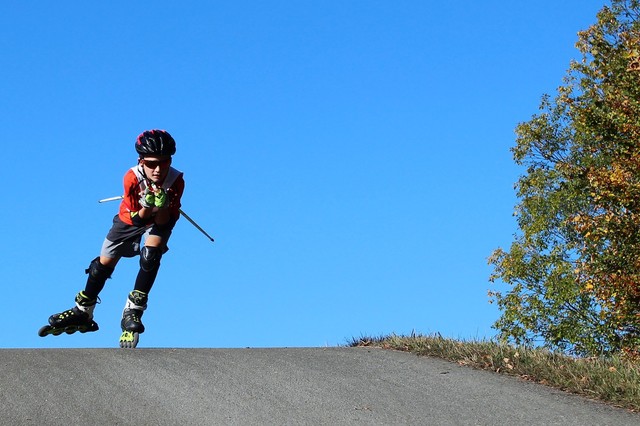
[348,333,640,411]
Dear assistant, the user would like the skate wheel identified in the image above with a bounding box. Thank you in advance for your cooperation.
[119,331,139,349]
[38,322,99,338]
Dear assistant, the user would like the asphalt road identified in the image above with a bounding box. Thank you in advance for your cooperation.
[0,347,637,425]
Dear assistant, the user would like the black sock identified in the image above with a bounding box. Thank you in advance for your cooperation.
[134,267,159,294]
[83,277,106,300]
[83,258,114,300]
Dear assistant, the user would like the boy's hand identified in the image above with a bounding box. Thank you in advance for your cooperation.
[154,188,167,208]
[140,188,155,208]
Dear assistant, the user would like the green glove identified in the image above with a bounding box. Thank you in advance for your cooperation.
[140,188,155,208]
[154,188,167,208]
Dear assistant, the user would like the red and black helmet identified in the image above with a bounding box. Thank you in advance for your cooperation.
[135,130,176,157]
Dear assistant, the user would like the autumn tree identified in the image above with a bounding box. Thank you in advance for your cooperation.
[489,0,640,357]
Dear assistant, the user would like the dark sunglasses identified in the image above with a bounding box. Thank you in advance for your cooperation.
[142,159,171,169]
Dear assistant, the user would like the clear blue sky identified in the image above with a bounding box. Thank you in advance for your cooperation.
[2,1,606,348]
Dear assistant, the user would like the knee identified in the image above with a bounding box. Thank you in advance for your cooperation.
[85,256,114,280]
[140,246,162,272]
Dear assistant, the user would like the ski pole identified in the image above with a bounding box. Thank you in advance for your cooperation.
[98,196,125,203]
[177,209,215,242]
[98,195,215,242]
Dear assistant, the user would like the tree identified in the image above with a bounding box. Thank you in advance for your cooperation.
[489,0,640,357]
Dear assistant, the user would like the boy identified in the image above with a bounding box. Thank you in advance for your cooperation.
[40,129,185,348]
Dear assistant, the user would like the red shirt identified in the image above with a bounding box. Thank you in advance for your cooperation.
[118,165,185,226]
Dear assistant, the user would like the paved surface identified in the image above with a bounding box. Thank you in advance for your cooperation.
[0,347,637,425]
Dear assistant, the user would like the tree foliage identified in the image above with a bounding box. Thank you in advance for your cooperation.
[489,0,640,357]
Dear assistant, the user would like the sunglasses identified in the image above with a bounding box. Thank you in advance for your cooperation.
[142,159,171,169]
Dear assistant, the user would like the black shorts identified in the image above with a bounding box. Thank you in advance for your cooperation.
[100,215,174,259]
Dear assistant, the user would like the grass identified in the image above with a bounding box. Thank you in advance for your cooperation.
[348,333,640,412]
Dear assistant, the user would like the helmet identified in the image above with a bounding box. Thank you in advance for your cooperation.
[135,130,176,157]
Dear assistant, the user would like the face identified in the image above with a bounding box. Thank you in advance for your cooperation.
[140,156,172,184]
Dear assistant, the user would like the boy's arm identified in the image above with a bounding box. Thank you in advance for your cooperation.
[154,173,185,227]
[168,174,185,217]
[120,170,155,226]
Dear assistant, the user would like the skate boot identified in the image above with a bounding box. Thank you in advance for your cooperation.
[38,292,99,337]
[119,290,147,348]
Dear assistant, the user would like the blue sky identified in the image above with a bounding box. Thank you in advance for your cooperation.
[2,1,606,348]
